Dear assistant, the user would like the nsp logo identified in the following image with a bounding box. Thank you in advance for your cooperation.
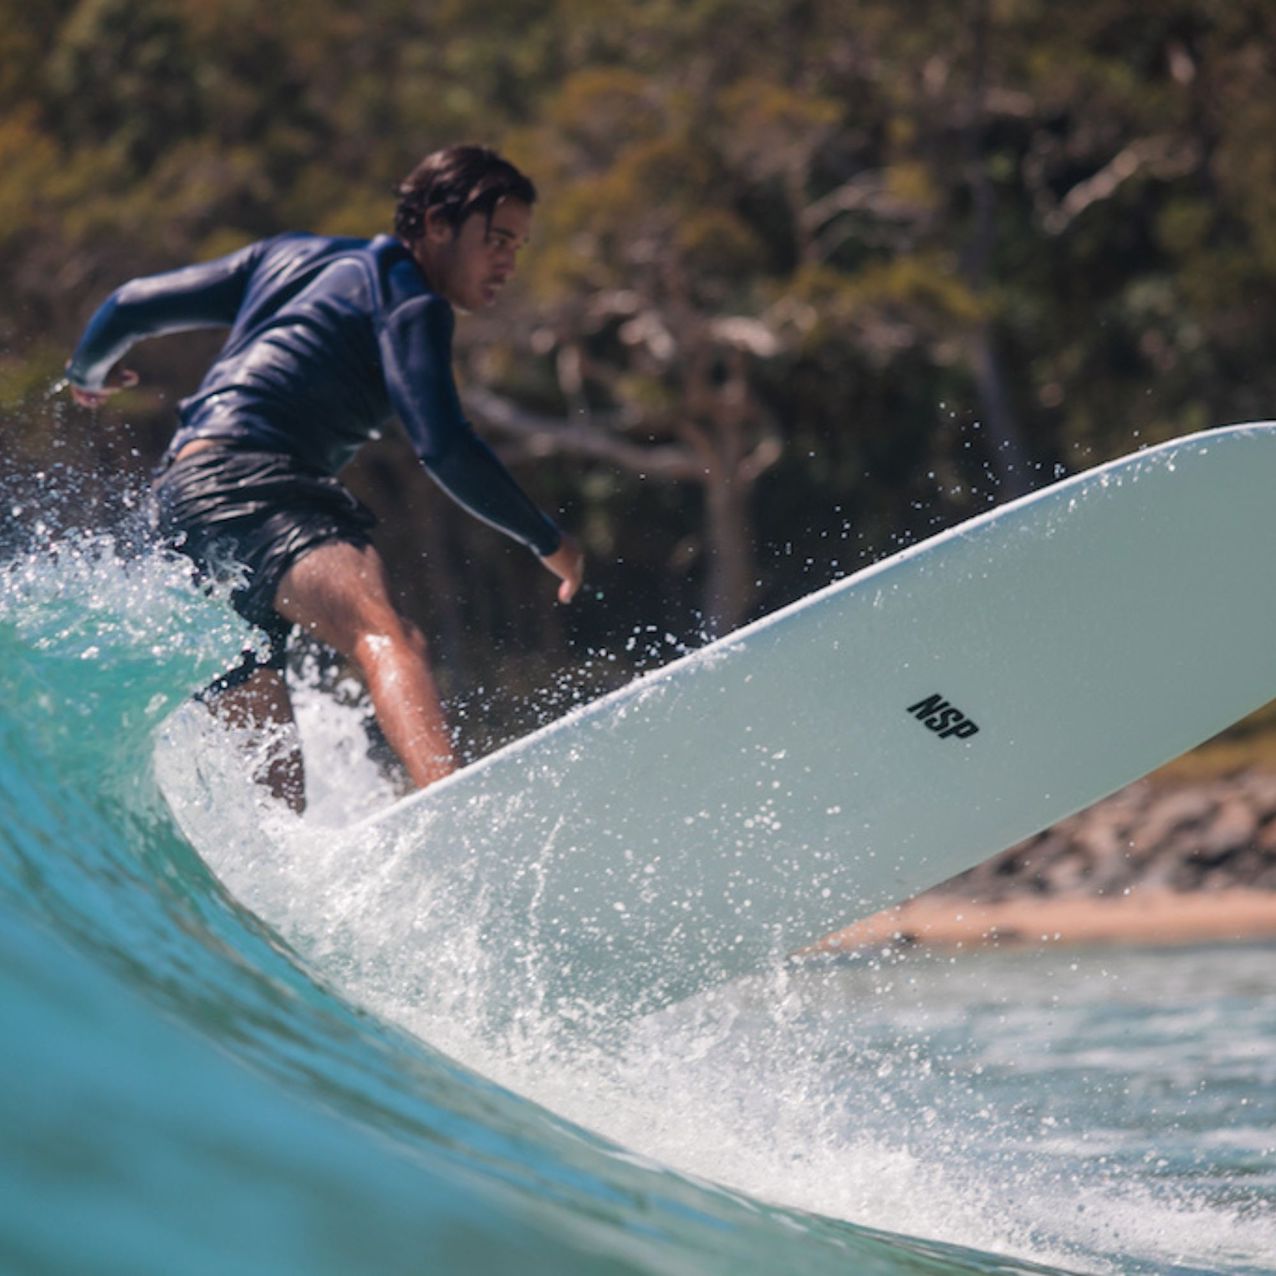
[906,693,980,741]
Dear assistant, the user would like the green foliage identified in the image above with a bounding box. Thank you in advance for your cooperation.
[4,0,1276,699]
[47,0,204,166]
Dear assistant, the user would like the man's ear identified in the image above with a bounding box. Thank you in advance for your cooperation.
[422,208,455,244]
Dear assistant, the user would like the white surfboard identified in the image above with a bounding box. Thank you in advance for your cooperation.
[348,423,1276,1024]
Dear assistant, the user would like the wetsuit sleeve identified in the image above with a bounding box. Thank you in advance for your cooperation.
[66,241,267,390]
[379,295,562,557]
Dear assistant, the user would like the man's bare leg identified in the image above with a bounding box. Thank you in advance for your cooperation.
[206,665,306,812]
[274,540,457,790]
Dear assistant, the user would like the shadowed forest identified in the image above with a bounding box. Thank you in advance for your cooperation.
[3,0,1276,735]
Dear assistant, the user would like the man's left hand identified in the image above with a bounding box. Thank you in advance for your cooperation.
[68,366,139,408]
[540,534,585,603]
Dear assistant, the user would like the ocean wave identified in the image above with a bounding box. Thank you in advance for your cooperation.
[2,533,1272,1275]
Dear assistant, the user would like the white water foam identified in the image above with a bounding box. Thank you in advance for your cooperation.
[147,623,1276,1276]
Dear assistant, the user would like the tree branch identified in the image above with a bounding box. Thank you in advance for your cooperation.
[801,170,929,240]
[1045,135,1200,234]
[467,386,703,479]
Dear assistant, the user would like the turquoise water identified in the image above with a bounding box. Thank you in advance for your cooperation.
[2,531,1274,1275]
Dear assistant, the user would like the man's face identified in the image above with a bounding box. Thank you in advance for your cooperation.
[426,196,532,313]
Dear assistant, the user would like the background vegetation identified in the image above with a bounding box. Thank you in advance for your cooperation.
[3,0,1275,748]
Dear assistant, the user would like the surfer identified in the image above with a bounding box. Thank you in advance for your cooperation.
[64,145,584,811]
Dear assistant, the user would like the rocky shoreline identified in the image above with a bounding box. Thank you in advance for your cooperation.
[825,769,1276,952]
[936,767,1276,900]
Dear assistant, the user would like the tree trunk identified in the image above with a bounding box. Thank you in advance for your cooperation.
[962,0,1032,497]
[970,323,1031,497]
[701,469,756,635]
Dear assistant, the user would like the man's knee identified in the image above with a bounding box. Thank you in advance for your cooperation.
[401,616,429,661]
[351,611,429,670]
[381,614,429,663]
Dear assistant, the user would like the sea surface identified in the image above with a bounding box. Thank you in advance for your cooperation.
[2,530,1274,1276]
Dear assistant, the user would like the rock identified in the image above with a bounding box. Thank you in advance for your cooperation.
[1134,788,1216,852]
[919,770,1276,904]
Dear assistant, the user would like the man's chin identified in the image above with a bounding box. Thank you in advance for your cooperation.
[454,292,496,314]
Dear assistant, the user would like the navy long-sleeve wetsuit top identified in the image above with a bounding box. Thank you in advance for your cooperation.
[66,233,561,556]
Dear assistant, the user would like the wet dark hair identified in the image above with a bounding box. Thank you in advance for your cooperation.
[394,145,537,243]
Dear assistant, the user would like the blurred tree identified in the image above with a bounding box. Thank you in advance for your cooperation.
[4,0,1276,712]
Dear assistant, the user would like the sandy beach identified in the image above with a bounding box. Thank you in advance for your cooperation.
[821,887,1276,953]
[820,768,1276,954]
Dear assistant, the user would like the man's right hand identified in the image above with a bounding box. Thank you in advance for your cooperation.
[68,366,139,408]
[540,534,585,603]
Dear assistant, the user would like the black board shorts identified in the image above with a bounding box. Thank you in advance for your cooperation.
[153,446,377,692]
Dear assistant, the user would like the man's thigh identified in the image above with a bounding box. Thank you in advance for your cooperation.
[273,540,403,657]
[154,447,377,661]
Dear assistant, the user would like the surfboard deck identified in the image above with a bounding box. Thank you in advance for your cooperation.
[350,423,1276,1024]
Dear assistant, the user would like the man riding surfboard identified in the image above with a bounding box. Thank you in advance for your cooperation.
[67,145,584,810]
